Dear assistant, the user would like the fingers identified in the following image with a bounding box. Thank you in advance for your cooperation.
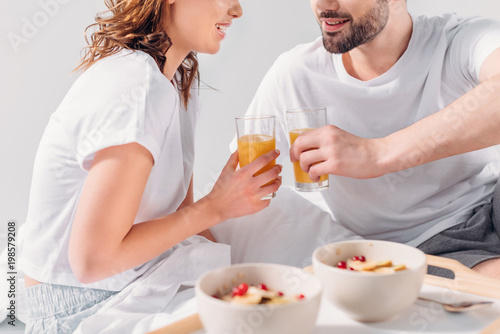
[290,127,333,180]
[298,149,331,181]
[224,151,240,171]
[231,174,281,216]
[299,149,324,174]
[308,164,329,182]
[242,149,280,175]
[226,149,282,206]
[290,129,320,163]
[254,164,282,187]
[262,175,282,195]
[255,175,283,201]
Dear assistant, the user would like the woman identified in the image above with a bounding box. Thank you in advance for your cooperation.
[20,0,282,332]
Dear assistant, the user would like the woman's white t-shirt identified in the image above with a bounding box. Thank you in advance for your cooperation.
[21,50,199,291]
[245,14,500,246]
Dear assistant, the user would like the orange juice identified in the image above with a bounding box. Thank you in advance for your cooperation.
[237,134,276,179]
[289,129,328,184]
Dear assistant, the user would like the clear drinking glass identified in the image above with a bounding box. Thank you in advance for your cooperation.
[235,115,277,199]
[286,107,329,192]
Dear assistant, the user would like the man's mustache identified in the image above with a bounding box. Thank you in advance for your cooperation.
[319,11,353,20]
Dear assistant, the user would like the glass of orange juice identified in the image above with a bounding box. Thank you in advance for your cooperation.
[286,107,329,192]
[236,115,277,199]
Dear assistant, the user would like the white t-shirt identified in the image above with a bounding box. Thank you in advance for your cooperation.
[21,50,200,291]
[245,14,500,246]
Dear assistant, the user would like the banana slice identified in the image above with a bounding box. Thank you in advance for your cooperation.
[393,264,407,271]
[373,267,395,274]
[347,258,407,274]
[347,259,375,271]
[360,261,378,271]
[247,286,279,299]
[376,260,392,268]
[266,296,295,305]
[231,293,262,305]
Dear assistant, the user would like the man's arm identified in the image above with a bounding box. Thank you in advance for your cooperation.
[380,47,500,173]
[291,48,500,181]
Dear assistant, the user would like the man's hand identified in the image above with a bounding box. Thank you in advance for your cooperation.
[289,125,386,180]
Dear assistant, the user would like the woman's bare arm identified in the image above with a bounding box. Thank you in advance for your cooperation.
[68,143,281,283]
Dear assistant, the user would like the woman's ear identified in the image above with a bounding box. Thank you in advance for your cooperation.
[167,0,175,4]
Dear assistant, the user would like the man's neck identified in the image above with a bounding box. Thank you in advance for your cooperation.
[342,12,413,81]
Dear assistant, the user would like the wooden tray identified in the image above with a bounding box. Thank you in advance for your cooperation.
[148,313,202,334]
[480,315,500,334]
[425,255,500,299]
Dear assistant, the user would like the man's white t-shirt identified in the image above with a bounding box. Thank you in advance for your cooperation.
[245,14,500,246]
[21,50,199,291]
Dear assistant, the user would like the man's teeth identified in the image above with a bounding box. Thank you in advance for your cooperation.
[326,20,348,26]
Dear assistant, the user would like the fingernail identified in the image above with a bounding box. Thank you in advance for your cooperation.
[275,149,280,155]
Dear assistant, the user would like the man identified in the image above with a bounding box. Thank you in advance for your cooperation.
[244,0,500,278]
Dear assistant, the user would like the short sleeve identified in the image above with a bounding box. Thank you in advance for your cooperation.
[56,51,177,171]
[447,16,500,84]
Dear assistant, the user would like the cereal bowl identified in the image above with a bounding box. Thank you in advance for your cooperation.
[195,263,322,334]
[312,240,426,322]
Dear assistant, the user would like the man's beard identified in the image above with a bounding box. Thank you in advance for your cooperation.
[321,0,390,54]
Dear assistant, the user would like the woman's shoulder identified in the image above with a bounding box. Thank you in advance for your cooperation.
[82,49,168,88]
[56,49,177,128]
[63,49,175,112]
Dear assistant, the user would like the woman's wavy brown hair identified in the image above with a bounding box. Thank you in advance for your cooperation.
[76,0,199,108]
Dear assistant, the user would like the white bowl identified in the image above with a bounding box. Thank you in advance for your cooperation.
[195,263,322,334]
[312,240,426,322]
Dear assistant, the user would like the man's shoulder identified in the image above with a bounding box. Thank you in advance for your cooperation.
[413,13,498,36]
[273,37,329,68]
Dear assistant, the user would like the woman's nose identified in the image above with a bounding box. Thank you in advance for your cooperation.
[229,0,243,19]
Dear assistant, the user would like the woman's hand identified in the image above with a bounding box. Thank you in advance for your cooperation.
[290,125,385,180]
[207,150,282,221]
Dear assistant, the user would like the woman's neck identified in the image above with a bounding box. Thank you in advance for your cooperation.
[163,46,189,81]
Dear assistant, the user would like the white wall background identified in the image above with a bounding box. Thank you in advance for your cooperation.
[1,0,500,246]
